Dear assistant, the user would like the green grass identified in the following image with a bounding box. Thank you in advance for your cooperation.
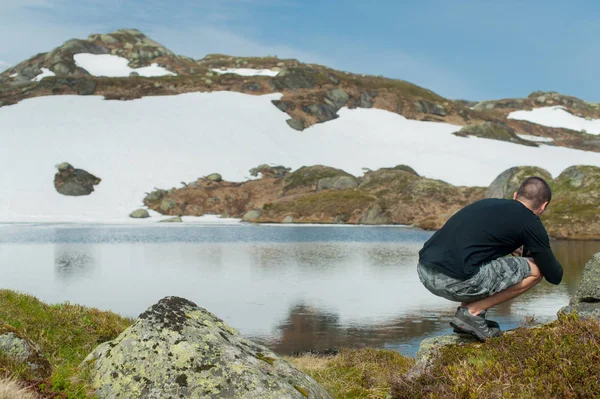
[0,290,132,398]
[268,190,375,216]
[288,348,413,399]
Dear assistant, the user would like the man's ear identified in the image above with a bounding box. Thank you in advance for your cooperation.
[540,201,549,213]
[513,192,518,200]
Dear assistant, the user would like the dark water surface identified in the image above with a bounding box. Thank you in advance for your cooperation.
[0,223,598,357]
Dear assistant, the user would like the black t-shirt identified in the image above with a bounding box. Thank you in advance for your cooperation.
[418,198,563,284]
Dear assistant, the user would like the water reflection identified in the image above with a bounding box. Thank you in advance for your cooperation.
[0,224,599,358]
[54,244,95,281]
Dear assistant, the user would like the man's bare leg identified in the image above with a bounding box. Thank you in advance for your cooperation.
[465,258,542,315]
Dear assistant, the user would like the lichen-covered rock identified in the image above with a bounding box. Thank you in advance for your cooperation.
[406,334,477,378]
[359,90,377,108]
[130,209,150,219]
[285,165,355,191]
[454,122,537,146]
[559,252,600,318]
[82,297,331,399]
[159,199,177,212]
[206,173,223,182]
[283,216,294,224]
[317,175,359,191]
[302,103,339,123]
[54,162,101,196]
[359,204,391,225]
[249,164,290,178]
[325,88,349,110]
[286,118,305,131]
[243,210,262,222]
[271,67,318,91]
[413,100,446,116]
[0,325,51,379]
[159,216,183,223]
[485,166,552,199]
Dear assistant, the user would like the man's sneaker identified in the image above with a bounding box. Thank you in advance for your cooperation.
[453,318,500,335]
[449,307,501,341]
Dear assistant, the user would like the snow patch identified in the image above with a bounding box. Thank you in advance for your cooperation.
[10,73,18,78]
[73,53,176,77]
[516,134,554,143]
[1,92,600,223]
[508,106,600,134]
[211,68,279,77]
[32,68,55,82]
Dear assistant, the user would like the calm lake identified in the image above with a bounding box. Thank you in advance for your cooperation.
[0,223,598,357]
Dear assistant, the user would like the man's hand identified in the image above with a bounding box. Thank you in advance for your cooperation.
[512,246,524,257]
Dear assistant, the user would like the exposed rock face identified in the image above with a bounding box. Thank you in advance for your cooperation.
[325,88,349,110]
[454,122,537,146]
[271,67,318,91]
[413,100,446,116]
[284,165,355,191]
[286,119,305,131]
[542,165,600,239]
[243,210,262,222]
[130,209,150,219]
[54,162,101,196]
[0,325,51,379]
[406,334,477,378]
[283,216,294,223]
[82,297,331,399]
[359,91,377,108]
[559,253,600,318]
[359,203,391,225]
[485,166,552,199]
[317,175,359,191]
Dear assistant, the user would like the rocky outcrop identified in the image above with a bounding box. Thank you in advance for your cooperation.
[249,164,290,178]
[284,165,355,191]
[485,166,552,199]
[359,204,391,225]
[130,209,150,219]
[559,253,600,318]
[271,67,319,91]
[82,296,331,399]
[454,122,538,146]
[0,325,51,379]
[543,165,600,239]
[317,175,359,191]
[413,100,446,116]
[54,162,101,196]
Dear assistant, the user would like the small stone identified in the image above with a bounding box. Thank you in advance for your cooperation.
[206,173,222,182]
[283,216,294,223]
[159,216,182,223]
[243,210,261,222]
[130,209,150,219]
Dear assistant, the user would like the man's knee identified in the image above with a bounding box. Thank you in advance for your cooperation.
[525,258,542,283]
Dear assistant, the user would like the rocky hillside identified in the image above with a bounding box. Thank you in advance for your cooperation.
[145,163,600,239]
[2,29,600,153]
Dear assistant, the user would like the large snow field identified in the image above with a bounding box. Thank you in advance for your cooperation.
[1,92,600,223]
[211,68,280,77]
[509,106,600,134]
[73,53,176,77]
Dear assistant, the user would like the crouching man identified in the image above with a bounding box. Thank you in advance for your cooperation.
[417,177,563,341]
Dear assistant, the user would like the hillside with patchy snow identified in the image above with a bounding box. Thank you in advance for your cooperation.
[1,29,600,225]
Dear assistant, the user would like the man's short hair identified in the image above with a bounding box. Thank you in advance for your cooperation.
[516,176,552,209]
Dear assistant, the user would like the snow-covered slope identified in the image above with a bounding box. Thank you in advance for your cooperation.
[1,92,600,223]
[509,106,600,134]
[73,54,176,77]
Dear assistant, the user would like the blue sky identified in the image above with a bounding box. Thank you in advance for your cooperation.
[1,0,598,101]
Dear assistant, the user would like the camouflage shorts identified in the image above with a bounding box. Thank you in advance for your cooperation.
[417,257,531,303]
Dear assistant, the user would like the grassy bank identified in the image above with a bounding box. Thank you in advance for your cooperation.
[1,290,599,398]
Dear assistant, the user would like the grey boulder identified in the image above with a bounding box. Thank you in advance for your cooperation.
[81,297,331,399]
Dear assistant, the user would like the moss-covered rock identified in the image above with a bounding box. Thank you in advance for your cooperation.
[0,324,51,380]
[243,210,262,222]
[206,173,223,182]
[454,122,538,146]
[316,175,359,191]
[82,297,332,399]
[543,165,600,239]
[284,165,355,191]
[159,216,182,223]
[485,166,552,199]
[129,209,150,219]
